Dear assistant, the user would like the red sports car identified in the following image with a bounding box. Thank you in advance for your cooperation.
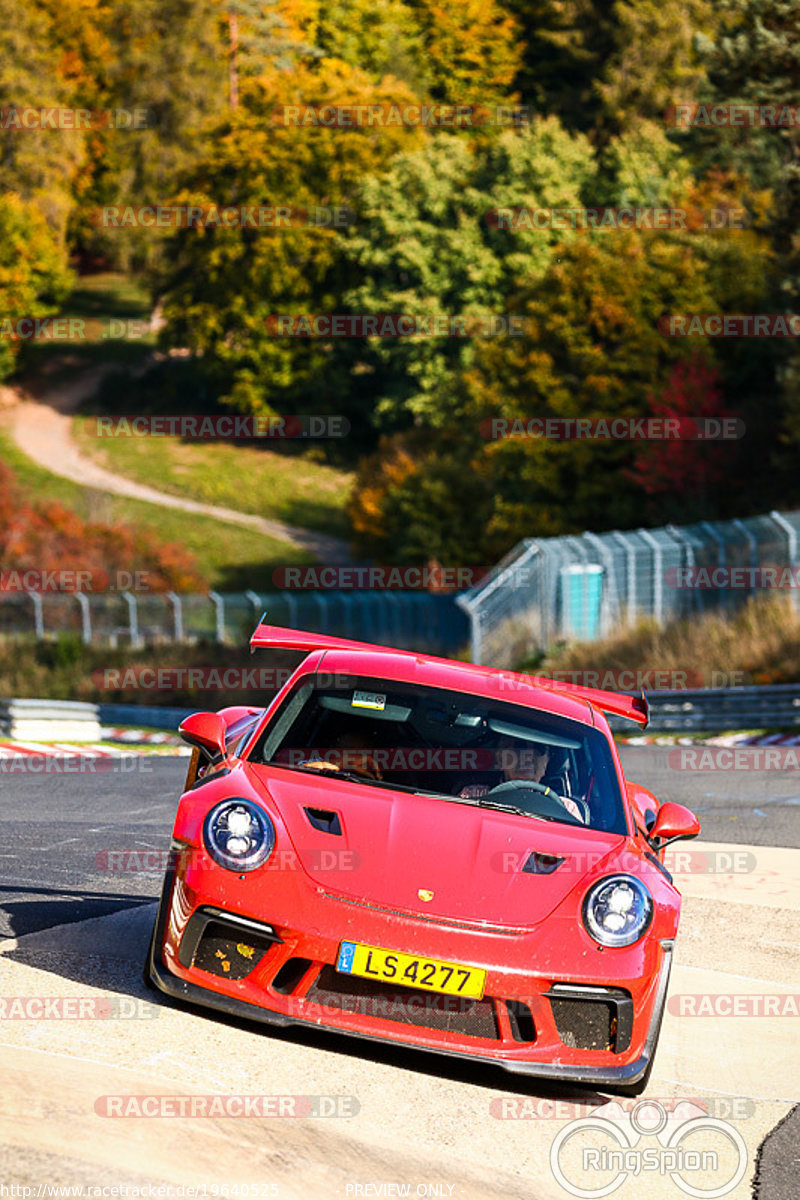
[145,622,700,1094]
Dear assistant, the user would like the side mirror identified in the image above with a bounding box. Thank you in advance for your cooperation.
[178,711,227,759]
[649,801,701,847]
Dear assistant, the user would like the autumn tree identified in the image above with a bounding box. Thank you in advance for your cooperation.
[339,118,596,431]
[0,195,73,380]
[154,58,427,429]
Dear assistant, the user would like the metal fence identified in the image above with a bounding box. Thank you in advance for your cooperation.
[456,508,800,666]
[0,589,469,656]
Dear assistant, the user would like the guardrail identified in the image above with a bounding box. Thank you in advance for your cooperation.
[0,699,102,742]
[5,685,800,737]
[607,684,800,734]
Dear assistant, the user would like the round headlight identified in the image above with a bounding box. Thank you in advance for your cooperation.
[582,874,652,947]
[203,799,275,872]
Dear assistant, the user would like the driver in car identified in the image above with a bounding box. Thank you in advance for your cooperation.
[458,737,585,822]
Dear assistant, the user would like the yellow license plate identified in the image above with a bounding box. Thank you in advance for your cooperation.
[335,941,486,999]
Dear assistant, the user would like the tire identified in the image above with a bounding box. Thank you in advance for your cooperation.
[141,909,158,990]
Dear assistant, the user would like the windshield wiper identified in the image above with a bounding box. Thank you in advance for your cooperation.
[292,764,384,785]
[273,763,439,794]
[475,797,561,820]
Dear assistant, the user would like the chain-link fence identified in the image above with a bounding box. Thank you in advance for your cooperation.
[0,589,469,656]
[456,508,800,666]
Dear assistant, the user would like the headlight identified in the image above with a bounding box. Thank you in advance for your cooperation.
[582,874,652,947]
[203,799,275,872]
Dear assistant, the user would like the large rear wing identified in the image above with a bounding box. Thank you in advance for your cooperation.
[249,621,649,727]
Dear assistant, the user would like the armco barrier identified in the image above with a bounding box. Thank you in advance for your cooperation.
[613,683,800,734]
[0,699,102,742]
[69,685,800,734]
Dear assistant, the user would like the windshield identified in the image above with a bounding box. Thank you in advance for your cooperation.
[250,673,628,834]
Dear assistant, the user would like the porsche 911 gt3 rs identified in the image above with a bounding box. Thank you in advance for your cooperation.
[145,623,700,1094]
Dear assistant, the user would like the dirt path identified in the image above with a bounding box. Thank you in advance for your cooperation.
[0,366,352,564]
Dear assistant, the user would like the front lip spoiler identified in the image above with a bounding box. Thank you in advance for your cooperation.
[146,857,673,1088]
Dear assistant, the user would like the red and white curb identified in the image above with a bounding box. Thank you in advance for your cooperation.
[620,731,800,746]
[102,727,183,746]
[0,741,189,759]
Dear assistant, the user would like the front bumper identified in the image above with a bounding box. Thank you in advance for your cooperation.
[146,853,674,1088]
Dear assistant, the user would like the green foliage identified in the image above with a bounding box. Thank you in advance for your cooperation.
[5,0,799,566]
[154,57,427,427]
[463,217,774,549]
[341,119,597,428]
[0,195,74,380]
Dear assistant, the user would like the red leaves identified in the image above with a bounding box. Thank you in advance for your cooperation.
[0,462,206,592]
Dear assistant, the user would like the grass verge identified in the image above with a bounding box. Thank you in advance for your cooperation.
[71,415,354,539]
[0,431,315,591]
[520,595,800,687]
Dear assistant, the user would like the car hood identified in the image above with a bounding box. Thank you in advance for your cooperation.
[246,764,630,927]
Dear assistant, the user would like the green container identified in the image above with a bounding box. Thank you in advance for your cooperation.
[560,564,604,640]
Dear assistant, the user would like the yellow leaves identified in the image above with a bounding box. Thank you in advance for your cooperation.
[348,437,418,541]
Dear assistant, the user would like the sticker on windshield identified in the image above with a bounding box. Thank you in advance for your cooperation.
[352,690,386,711]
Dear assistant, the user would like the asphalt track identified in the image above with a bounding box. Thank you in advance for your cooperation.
[1,748,798,1199]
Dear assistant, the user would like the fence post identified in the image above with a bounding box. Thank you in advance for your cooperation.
[637,529,664,624]
[732,518,758,570]
[75,593,92,645]
[244,590,262,623]
[167,591,184,642]
[665,524,696,620]
[611,532,638,626]
[455,593,481,662]
[26,591,44,639]
[122,592,140,647]
[770,511,799,612]
[208,591,225,642]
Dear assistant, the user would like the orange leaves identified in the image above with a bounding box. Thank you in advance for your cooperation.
[0,462,207,592]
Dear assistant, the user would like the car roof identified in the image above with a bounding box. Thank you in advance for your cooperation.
[302,648,598,728]
[250,623,648,728]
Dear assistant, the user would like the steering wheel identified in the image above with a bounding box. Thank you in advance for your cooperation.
[488,779,589,823]
[489,779,551,796]
[297,757,383,782]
